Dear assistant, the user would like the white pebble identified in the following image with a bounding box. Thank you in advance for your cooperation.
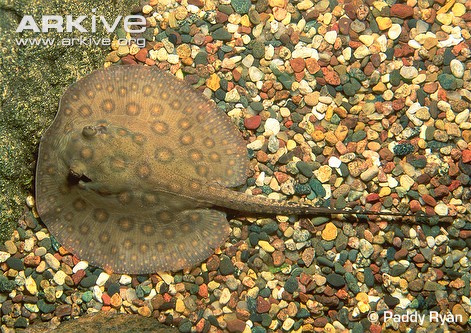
[167,54,180,64]
[399,175,414,191]
[155,48,168,61]
[25,276,38,295]
[400,66,418,80]
[324,30,337,44]
[219,288,231,305]
[435,234,448,246]
[291,46,317,59]
[255,172,266,187]
[225,88,240,102]
[73,261,88,273]
[0,251,11,263]
[434,203,449,216]
[388,24,402,40]
[359,34,374,46]
[264,44,275,60]
[145,289,157,301]
[328,156,341,168]
[247,139,263,150]
[187,5,200,13]
[455,110,469,125]
[96,272,110,287]
[24,238,35,252]
[249,66,264,82]
[264,118,280,135]
[35,231,48,241]
[242,54,254,67]
[426,236,435,248]
[282,318,295,331]
[353,45,370,59]
[93,285,103,303]
[53,270,67,285]
[26,196,35,208]
[45,253,60,271]
[119,274,132,285]
[157,272,174,285]
[318,96,332,104]
[408,39,422,49]
[450,59,464,78]
[227,23,238,33]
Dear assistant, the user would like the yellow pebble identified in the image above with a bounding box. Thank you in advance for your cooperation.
[435,119,445,130]
[286,140,297,150]
[240,15,251,27]
[418,138,427,149]
[356,292,369,303]
[372,82,387,93]
[175,298,185,313]
[321,222,337,241]
[376,17,392,30]
[311,130,325,141]
[259,240,275,253]
[452,3,466,16]
[358,301,370,313]
[379,186,391,197]
[325,106,334,121]
[206,73,221,91]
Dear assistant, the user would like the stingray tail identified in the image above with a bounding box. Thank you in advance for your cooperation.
[210,187,417,218]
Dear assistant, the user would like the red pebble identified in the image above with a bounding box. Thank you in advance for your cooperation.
[135,48,148,63]
[410,200,422,213]
[370,324,382,333]
[72,270,86,285]
[256,296,270,313]
[304,59,319,75]
[434,185,449,198]
[121,55,137,65]
[290,58,305,72]
[244,115,261,130]
[422,194,437,207]
[24,255,41,267]
[390,4,414,18]
[195,318,205,333]
[366,193,380,203]
[448,180,461,191]
[462,150,471,163]
[321,67,340,86]
[198,284,208,298]
[102,293,111,306]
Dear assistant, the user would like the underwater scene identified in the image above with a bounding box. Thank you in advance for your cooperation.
[0,0,471,332]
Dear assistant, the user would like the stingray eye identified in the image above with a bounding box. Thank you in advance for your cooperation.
[82,126,97,138]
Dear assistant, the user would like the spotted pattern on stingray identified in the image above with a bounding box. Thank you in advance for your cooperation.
[136,162,151,179]
[154,147,174,163]
[188,149,203,162]
[126,102,140,116]
[35,65,249,274]
[142,85,152,96]
[180,133,194,145]
[79,105,92,117]
[94,209,109,223]
[151,120,169,134]
[132,133,146,145]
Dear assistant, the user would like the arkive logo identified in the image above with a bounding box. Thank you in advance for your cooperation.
[15,9,147,47]
[16,9,146,33]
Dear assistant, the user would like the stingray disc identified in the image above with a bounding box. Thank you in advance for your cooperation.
[35,65,250,273]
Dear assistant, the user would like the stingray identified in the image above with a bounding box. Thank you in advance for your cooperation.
[36,65,411,274]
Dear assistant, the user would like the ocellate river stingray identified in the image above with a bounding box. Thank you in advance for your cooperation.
[36,65,408,274]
